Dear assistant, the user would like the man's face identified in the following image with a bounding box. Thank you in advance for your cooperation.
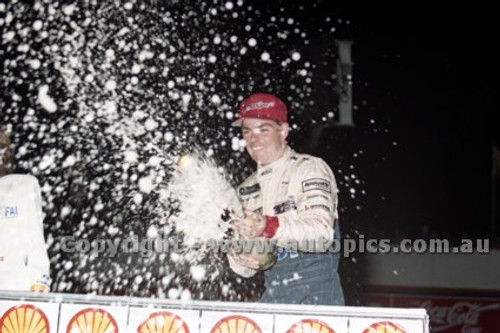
[241,118,289,166]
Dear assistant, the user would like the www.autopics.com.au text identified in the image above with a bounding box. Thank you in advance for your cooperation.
[59,235,490,258]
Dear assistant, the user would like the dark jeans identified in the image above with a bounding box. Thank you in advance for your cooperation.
[259,249,345,305]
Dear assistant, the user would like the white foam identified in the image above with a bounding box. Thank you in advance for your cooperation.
[165,151,242,263]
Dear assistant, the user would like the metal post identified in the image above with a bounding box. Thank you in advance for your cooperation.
[336,40,354,126]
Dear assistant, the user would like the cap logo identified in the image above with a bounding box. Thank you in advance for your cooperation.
[243,101,275,113]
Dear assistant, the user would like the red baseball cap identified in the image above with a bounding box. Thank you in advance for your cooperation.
[231,93,288,126]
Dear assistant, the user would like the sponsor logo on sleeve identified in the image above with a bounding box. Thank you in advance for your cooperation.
[301,178,331,193]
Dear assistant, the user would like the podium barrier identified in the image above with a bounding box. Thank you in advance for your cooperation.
[0,291,429,333]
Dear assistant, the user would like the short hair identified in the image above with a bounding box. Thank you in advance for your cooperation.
[0,126,14,176]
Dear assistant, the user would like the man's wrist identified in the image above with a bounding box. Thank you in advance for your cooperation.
[261,215,279,238]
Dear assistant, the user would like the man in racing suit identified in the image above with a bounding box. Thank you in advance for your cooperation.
[0,127,51,292]
[228,93,344,305]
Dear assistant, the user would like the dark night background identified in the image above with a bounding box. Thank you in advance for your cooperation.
[311,4,499,241]
[302,4,500,307]
[1,1,499,303]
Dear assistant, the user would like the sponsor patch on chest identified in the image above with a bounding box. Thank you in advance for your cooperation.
[0,205,19,218]
[260,168,272,176]
[273,197,297,214]
[301,178,331,193]
[239,183,260,195]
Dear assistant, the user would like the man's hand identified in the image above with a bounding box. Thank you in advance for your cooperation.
[233,210,266,238]
[30,284,50,292]
[229,249,260,270]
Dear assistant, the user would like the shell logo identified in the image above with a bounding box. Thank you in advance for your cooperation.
[137,311,189,333]
[362,321,407,333]
[66,308,119,333]
[0,304,50,333]
[286,319,335,333]
[210,315,262,333]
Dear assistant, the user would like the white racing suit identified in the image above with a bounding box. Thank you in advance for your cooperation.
[229,147,344,305]
[0,174,51,291]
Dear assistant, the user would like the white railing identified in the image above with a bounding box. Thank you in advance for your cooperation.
[0,290,429,333]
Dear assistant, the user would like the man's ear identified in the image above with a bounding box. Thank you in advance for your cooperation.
[280,122,290,140]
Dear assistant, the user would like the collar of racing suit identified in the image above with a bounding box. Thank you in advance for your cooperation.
[256,146,292,181]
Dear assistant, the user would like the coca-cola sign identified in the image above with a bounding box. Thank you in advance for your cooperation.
[365,291,500,333]
[421,300,500,332]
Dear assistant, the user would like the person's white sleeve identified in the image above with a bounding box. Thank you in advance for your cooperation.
[263,158,337,252]
[25,176,51,291]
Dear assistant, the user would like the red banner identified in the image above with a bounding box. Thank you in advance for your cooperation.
[365,289,500,332]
